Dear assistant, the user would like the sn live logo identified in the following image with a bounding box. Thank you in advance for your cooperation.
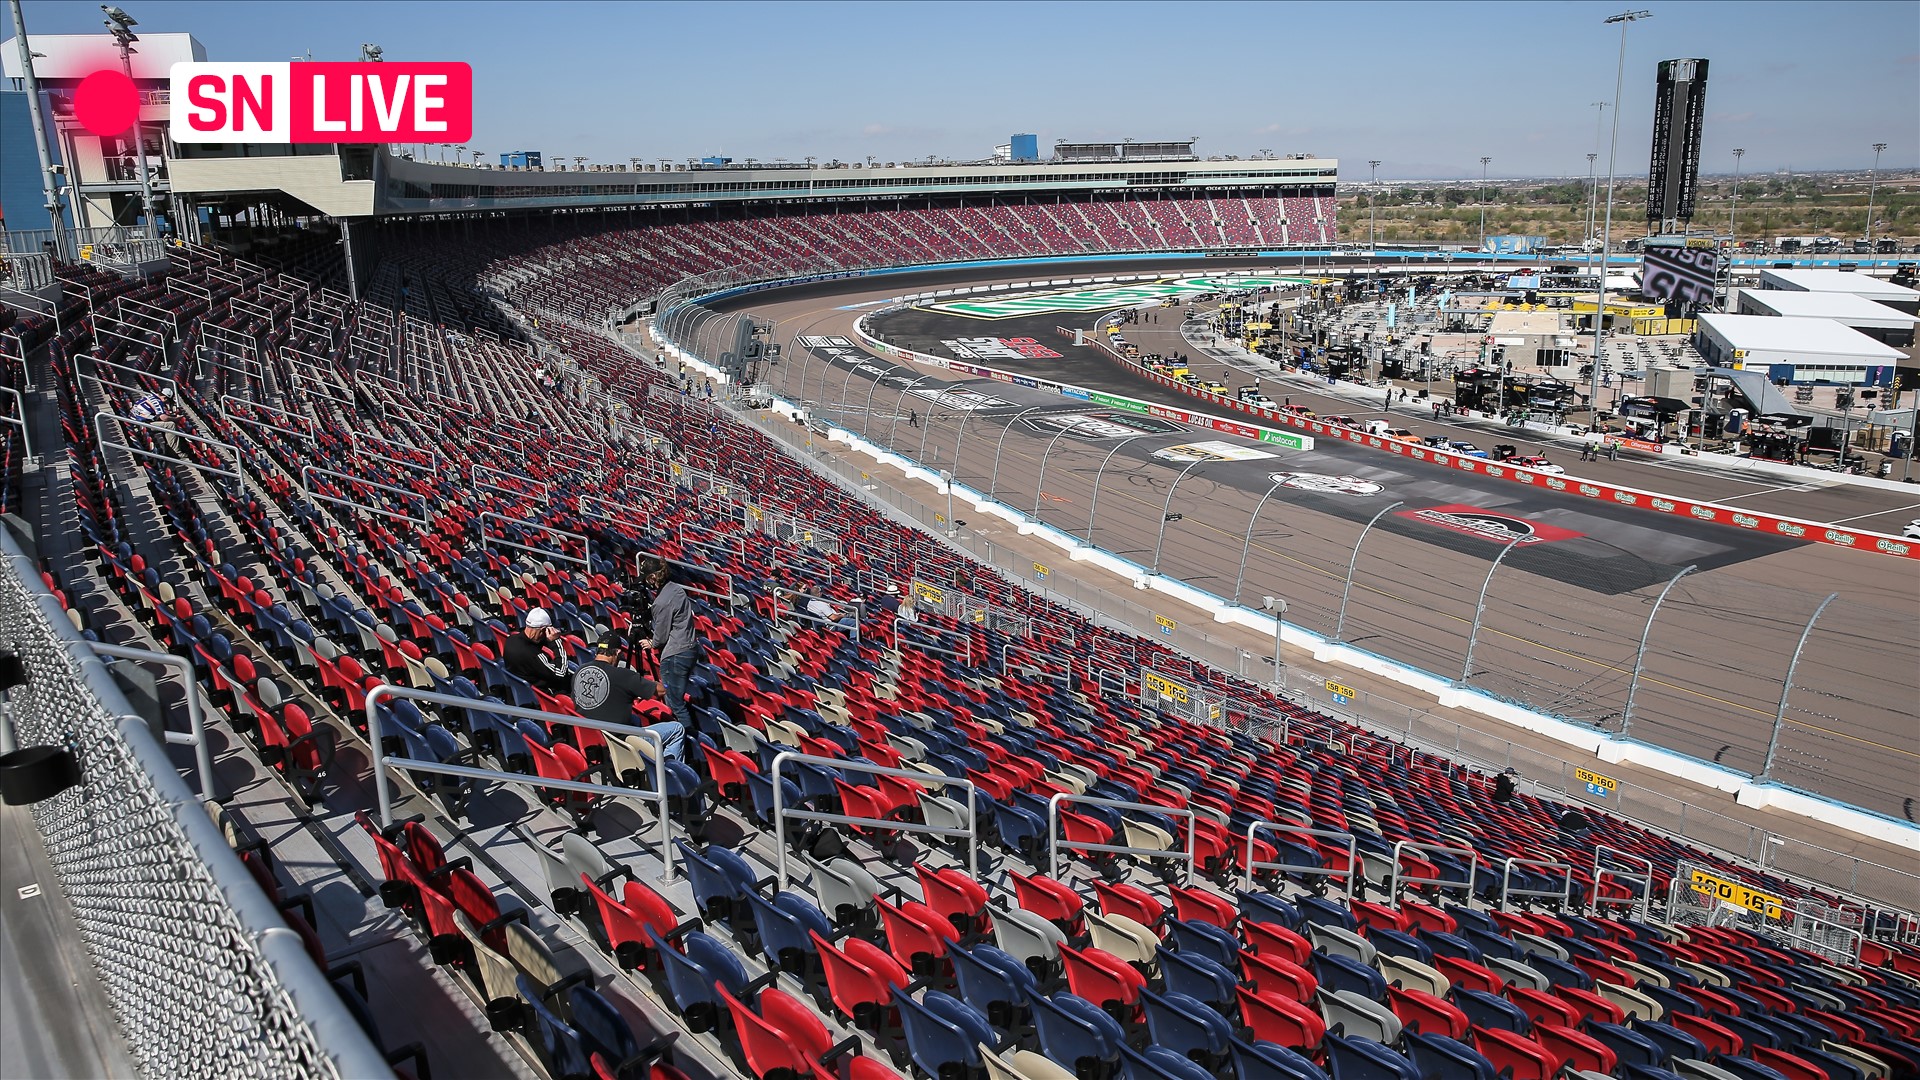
[169,62,473,143]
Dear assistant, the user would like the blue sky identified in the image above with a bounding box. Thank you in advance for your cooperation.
[18,0,1918,178]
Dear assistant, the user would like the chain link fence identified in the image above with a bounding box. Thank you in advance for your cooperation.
[0,530,388,1080]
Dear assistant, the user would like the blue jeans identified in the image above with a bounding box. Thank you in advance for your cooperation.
[658,649,699,735]
[644,719,686,762]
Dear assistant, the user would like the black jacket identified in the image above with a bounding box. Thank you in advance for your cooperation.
[503,631,568,691]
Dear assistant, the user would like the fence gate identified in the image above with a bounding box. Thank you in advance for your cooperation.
[1139,666,1223,725]
[1666,860,1863,964]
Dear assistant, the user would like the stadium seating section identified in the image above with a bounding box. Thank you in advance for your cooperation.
[5,207,1915,1080]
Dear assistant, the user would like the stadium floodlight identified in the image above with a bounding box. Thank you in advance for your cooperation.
[1261,597,1288,689]
[1867,142,1888,246]
[101,5,161,235]
[1478,157,1492,250]
[1591,8,1651,428]
[1587,101,1607,250]
[1731,148,1745,239]
[1368,160,1382,249]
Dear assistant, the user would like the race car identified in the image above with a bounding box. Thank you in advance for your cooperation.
[1510,455,1566,475]
[1904,518,1920,539]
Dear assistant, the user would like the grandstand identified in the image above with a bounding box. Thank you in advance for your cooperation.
[2,92,1917,1080]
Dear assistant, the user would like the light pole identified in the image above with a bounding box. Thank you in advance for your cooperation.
[1479,157,1492,250]
[1591,9,1652,429]
[102,5,160,233]
[10,0,72,260]
[1586,153,1599,250]
[1262,596,1288,690]
[939,469,957,537]
[1731,148,1745,241]
[1368,159,1381,249]
[1866,142,1888,249]
[1588,100,1608,249]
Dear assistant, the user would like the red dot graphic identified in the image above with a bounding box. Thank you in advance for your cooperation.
[74,69,140,137]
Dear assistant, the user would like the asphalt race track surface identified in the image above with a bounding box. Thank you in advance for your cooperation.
[711,259,1920,833]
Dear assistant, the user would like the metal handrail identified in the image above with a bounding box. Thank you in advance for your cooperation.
[775,595,865,643]
[85,348,174,389]
[1048,792,1197,883]
[479,511,590,569]
[1498,856,1573,911]
[1388,840,1478,900]
[1243,820,1358,896]
[676,520,746,556]
[351,429,440,471]
[631,549,734,606]
[578,493,649,527]
[998,638,1071,685]
[88,642,222,802]
[1592,845,1655,919]
[219,395,314,434]
[299,466,428,526]
[0,386,31,461]
[363,684,671,869]
[770,750,978,890]
[889,617,973,668]
[93,411,241,480]
[471,463,550,503]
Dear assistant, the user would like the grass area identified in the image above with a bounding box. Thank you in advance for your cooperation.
[1338,174,1920,247]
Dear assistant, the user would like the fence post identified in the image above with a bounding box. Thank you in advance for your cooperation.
[1233,479,1288,605]
[1333,500,1405,641]
[1761,592,1840,781]
[1030,426,1081,519]
[886,375,938,450]
[1151,459,1206,574]
[1458,534,1525,687]
[987,407,1043,499]
[1083,434,1152,541]
[1619,563,1697,738]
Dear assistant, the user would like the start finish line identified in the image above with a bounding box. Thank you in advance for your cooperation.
[925,275,1310,319]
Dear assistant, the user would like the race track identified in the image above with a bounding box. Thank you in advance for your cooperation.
[703,259,1920,831]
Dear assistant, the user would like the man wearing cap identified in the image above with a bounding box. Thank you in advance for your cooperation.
[505,607,570,692]
[573,635,684,761]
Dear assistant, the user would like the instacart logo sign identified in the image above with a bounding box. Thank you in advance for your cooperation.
[927,276,1308,319]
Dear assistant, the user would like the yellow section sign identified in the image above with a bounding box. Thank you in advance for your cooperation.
[1143,671,1190,705]
[913,582,945,605]
[1325,680,1356,699]
[1574,767,1618,793]
[1689,869,1783,919]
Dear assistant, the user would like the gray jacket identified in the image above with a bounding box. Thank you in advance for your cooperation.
[650,580,698,659]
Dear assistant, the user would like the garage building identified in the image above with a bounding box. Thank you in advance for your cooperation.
[1754,268,1920,316]
[1692,313,1905,386]
[1734,288,1918,347]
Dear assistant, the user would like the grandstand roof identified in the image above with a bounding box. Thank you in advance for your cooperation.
[167,150,1340,219]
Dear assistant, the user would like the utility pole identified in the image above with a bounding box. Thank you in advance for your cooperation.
[9,0,71,259]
